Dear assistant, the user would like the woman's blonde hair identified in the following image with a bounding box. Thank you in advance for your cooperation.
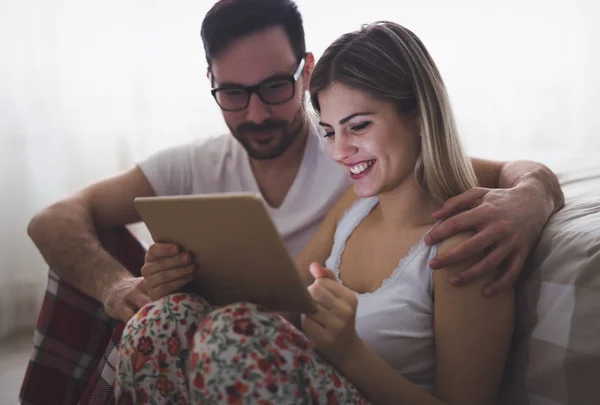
[309,21,477,202]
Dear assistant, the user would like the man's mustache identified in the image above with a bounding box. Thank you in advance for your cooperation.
[236,120,287,135]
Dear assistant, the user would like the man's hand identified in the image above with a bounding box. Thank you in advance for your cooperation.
[425,184,551,296]
[102,276,151,322]
[141,243,196,301]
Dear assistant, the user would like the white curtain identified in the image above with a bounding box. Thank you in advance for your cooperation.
[1,0,599,339]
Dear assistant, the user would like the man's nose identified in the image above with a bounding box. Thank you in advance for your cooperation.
[245,93,270,123]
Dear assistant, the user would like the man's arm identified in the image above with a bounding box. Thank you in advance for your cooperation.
[27,166,156,321]
[425,158,564,296]
[470,158,564,214]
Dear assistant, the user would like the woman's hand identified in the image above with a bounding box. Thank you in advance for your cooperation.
[301,262,362,365]
[140,242,196,301]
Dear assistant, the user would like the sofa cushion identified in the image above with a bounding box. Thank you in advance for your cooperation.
[499,166,600,405]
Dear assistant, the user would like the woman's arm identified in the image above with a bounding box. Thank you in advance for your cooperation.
[330,232,515,405]
[432,232,515,404]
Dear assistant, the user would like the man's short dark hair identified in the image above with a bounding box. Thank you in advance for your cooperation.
[201,0,306,69]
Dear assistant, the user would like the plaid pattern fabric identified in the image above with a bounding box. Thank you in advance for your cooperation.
[19,227,146,405]
[77,324,124,405]
[498,172,600,405]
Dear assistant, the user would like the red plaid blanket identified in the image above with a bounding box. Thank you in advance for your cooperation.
[20,227,146,405]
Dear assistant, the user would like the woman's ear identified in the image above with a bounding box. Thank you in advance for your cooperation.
[411,114,422,137]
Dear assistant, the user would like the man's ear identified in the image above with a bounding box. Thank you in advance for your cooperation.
[302,52,316,87]
[206,68,215,87]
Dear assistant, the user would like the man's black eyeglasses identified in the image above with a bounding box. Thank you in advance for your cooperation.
[210,56,306,112]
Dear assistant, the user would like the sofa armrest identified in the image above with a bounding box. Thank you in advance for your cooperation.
[499,167,600,405]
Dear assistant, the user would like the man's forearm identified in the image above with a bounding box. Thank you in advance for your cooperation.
[28,199,131,303]
[499,160,564,217]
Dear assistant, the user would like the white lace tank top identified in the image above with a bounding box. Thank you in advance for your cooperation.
[324,196,438,393]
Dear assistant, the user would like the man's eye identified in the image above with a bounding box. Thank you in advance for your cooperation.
[263,80,288,90]
[223,89,245,97]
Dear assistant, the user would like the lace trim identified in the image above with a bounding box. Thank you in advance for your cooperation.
[331,197,440,297]
[336,235,428,297]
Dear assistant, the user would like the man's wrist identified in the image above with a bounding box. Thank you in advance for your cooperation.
[518,169,564,219]
[498,161,564,218]
[95,265,133,305]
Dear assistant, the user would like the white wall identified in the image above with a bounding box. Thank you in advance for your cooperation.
[1,0,599,338]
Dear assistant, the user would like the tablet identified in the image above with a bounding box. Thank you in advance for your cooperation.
[133,193,317,314]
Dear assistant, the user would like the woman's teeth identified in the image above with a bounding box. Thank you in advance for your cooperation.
[349,160,374,174]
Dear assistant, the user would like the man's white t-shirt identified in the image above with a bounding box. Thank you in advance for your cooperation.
[137,115,352,257]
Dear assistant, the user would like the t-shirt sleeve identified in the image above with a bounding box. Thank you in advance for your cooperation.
[137,144,193,196]
[136,136,230,196]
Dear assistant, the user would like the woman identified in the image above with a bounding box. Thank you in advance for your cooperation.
[116,21,514,405]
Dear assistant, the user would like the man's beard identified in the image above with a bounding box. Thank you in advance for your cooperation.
[227,108,306,160]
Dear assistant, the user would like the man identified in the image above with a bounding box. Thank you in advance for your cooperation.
[28,0,563,326]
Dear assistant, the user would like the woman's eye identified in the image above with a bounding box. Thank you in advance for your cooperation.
[324,131,335,138]
[351,121,371,132]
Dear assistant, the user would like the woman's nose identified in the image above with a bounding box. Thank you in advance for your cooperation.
[330,134,358,163]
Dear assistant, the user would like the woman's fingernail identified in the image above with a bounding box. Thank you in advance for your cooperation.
[424,235,432,244]
[451,276,461,285]
[484,288,494,297]
[430,259,439,269]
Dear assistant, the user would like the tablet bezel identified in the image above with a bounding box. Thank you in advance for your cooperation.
[134,193,317,314]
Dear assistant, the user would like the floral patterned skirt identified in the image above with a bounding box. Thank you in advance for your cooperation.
[115,293,369,405]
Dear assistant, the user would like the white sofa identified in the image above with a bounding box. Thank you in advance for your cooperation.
[499,164,600,405]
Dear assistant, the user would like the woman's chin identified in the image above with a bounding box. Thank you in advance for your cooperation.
[353,183,379,199]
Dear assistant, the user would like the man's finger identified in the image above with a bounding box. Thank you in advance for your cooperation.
[147,264,196,288]
[145,243,180,262]
[431,187,487,220]
[429,228,496,270]
[425,209,481,246]
[142,253,193,277]
[149,275,194,301]
[451,243,512,286]
[484,251,527,297]
[146,264,196,290]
